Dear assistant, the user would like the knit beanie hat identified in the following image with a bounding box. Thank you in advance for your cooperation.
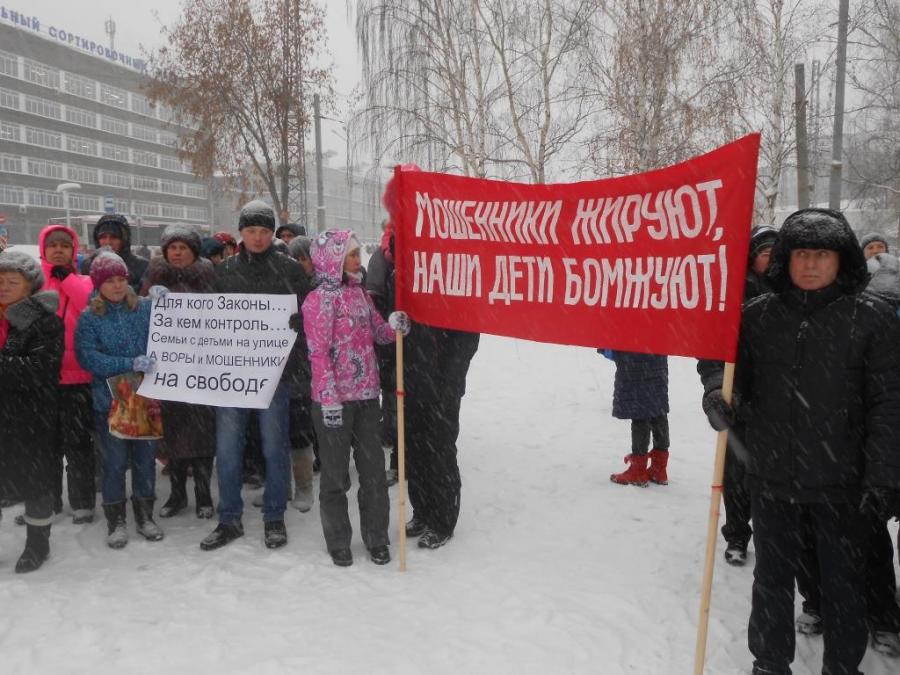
[275,223,306,239]
[200,237,225,260]
[94,214,128,239]
[90,250,129,289]
[287,235,312,261]
[0,249,44,293]
[238,200,276,231]
[749,225,778,260]
[213,231,237,247]
[860,232,889,253]
[44,229,74,248]
[160,224,201,259]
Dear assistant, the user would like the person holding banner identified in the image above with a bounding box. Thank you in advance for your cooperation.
[141,224,217,520]
[0,250,64,572]
[700,208,900,675]
[75,251,164,549]
[200,200,310,551]
[303,229,409,567]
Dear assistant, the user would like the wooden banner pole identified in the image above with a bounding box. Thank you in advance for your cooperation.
[693,361,735,674]
[395,329,407,571]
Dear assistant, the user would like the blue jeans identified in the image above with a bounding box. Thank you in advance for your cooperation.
[215,382,291,524]
[93,411,158,504]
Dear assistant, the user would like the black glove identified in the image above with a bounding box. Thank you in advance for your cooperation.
[288,313,303,333]
[50,265,72,281]
[860,487,900,521]
[701,389,735,431]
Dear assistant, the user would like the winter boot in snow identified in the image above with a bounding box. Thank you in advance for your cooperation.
[647,448,669,485]
[369,545,391,565]
[103,501,128,549]
[15,524,50,573]
[132,497,164,541]
[193,458,214,519]
[405,516,427,537]
[418,528,452,549]
[264,520,288,549]
[200,522,244,551]
[290,446,314,513]
[72,509,94,525]
[871,630,900,657]
[159,460,188,518]
[724,541,748,567]
[330,548,353,567]
[795,611,823,635]
[609,454,650,487]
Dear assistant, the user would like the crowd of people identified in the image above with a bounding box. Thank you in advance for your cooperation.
[0,200,479,571]
[1,202,899,674]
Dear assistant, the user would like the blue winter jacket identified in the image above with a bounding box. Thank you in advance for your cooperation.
[74,295,152,413]
[611,351,669,420]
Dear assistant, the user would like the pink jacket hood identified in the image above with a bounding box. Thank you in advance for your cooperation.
[39,224,93,384]
[311,229,360,288]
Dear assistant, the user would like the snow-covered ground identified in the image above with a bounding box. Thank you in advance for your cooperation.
[1,336,897,675]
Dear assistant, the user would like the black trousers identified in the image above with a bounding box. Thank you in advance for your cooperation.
[721,432,752,549]
[749,492,867,675]
[406,391,462,538]
[54,384,96,512]
[796,517,900,631]
[630,414,669,454]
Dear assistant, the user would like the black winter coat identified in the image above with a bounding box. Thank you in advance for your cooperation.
[0,293,64,500]
[612,352,669,420]
[79,220,148,293]
[213,243,311,389]
[405,325,480,403]
[365,248,396,391]
[734,285,900,503]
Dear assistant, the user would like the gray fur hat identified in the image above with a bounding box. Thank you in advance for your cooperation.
[0,249,44,293]
[287,235,312,260]
[161,223,202,258]
[860,232,889,253]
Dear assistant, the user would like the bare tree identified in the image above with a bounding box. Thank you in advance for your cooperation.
[145,0,333,223]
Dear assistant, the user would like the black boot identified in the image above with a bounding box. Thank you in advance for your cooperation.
[132,497,164,541]
[159,460,188,518]
[193,458,214,519]
[103,501,128,549]
[15,524,51,573]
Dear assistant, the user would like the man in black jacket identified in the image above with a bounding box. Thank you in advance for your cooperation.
[700,208,900,675]
[199,200,310,552]
[78,214,148,293]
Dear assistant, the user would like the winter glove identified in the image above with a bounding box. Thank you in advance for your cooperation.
[322,405,343,429]
[148,285,169,301]
[860,487,900,521]
[701,388,735,431]
[596,348,615,361]
[132,355,157,373]
[388,310,411,336]
[288,313,303,333]
[50,265,72,281]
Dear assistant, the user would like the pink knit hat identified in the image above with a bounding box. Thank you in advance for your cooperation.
[90,249,129,289]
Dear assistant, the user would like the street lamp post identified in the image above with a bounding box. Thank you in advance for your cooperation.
[56,182,82,236]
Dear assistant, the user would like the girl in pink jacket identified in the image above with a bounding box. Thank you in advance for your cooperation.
[39,224,97,524]
[302,229,409,567]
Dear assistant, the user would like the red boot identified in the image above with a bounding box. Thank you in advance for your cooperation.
[610,454,650,487]
[648,448,669,485]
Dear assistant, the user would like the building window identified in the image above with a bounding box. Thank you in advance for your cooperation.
[64,73,97,100]
[26,126,62,149]
[100,84,128,109]
[69,193,99,211]
[0,87,19,110]
[103,170,131,188]
[0,50,18,78]
[23,60,59,89]
[102,143,130,162]
[159,132,178,148]
[131,94,155,117]
[161,204,184,219]
[25,96,62,120]
[131,124,158,144]
[160,155,182,172]
[0,185,24,205]
[65,106,96,129]
[66,135,98,157]
[132,150,158,168]
[100,115,128,136]
[28,189,64,208]
[133,176,159,192]
[135,201,160,217]
[67,165,99,184]
[0,154,22,173]
[185,207,208,221]
[159,179,183,195]
[185,183,208,199]
[0,122,20,142]
[27,158,64,179]
[115,198,130,213]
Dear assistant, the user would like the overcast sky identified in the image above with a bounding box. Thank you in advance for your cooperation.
[14,0,360,162]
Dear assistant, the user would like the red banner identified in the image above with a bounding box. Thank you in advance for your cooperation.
[389,134,760,362]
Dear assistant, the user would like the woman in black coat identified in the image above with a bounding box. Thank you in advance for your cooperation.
[142,225,217,519]
[0,250,64,573]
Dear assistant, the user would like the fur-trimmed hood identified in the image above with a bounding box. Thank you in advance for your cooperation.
[145,254,215,292]
[5,291,59,330]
